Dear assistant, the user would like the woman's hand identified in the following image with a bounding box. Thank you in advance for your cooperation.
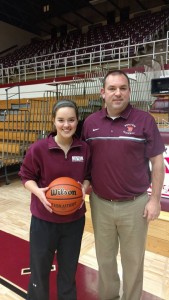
[36,187,53,213]
[24,180,52,213]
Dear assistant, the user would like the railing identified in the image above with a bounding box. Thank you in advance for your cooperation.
[0,34,169,85]
[158,119,169,130]
[5,85,21,110]
[0,109,30,183]
[18,38,130,66]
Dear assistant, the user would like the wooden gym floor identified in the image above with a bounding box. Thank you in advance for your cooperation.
[0,175,169,300]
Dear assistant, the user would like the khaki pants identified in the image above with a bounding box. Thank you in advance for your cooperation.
[90,191,149,300]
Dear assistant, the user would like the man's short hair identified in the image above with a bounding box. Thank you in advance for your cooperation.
[103,70,130,88]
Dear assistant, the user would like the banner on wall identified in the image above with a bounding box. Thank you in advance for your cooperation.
[148,145,169,199]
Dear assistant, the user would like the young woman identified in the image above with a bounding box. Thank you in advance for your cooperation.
[19,99,91,300]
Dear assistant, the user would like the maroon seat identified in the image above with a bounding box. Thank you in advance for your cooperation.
[161,198,169,212]
[160,131,169,144]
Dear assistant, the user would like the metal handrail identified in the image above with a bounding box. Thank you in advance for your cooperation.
[0,35,169,85]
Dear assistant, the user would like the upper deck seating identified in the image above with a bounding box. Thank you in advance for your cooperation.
[0,9,168,70]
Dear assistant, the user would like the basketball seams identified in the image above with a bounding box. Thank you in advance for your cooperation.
[48,183,82,191]
[50,197,82,215]
[46,196,82,201]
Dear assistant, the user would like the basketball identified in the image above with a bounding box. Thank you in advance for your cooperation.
[45,177,83,215]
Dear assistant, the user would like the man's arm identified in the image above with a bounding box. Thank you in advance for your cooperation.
[143,153,165,222]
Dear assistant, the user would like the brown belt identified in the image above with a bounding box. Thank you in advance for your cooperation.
[103,192,146,202]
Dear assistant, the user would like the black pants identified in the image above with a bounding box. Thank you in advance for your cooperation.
[27,215,85,300]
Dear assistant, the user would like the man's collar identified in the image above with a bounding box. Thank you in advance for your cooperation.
[102,103,132,120]
[120,103,132,119]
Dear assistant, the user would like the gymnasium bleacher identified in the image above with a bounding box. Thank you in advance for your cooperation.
[0,8,169,84]
[0,10,168,68]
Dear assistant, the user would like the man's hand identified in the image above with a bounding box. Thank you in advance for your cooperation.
[143,196,161,222]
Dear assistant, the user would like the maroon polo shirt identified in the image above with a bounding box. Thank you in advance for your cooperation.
[82,104,165,201]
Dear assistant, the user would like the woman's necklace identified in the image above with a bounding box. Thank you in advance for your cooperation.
[55,136,73,154]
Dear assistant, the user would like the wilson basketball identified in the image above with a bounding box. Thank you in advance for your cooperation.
[45,177,83,215]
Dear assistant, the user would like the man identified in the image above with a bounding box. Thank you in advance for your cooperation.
[82,70,165,300]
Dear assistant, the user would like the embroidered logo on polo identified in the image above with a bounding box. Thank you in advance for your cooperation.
[72,156,84,162]
[123,123,136,134]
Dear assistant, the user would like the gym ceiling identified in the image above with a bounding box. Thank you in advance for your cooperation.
[0,0,169,36]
